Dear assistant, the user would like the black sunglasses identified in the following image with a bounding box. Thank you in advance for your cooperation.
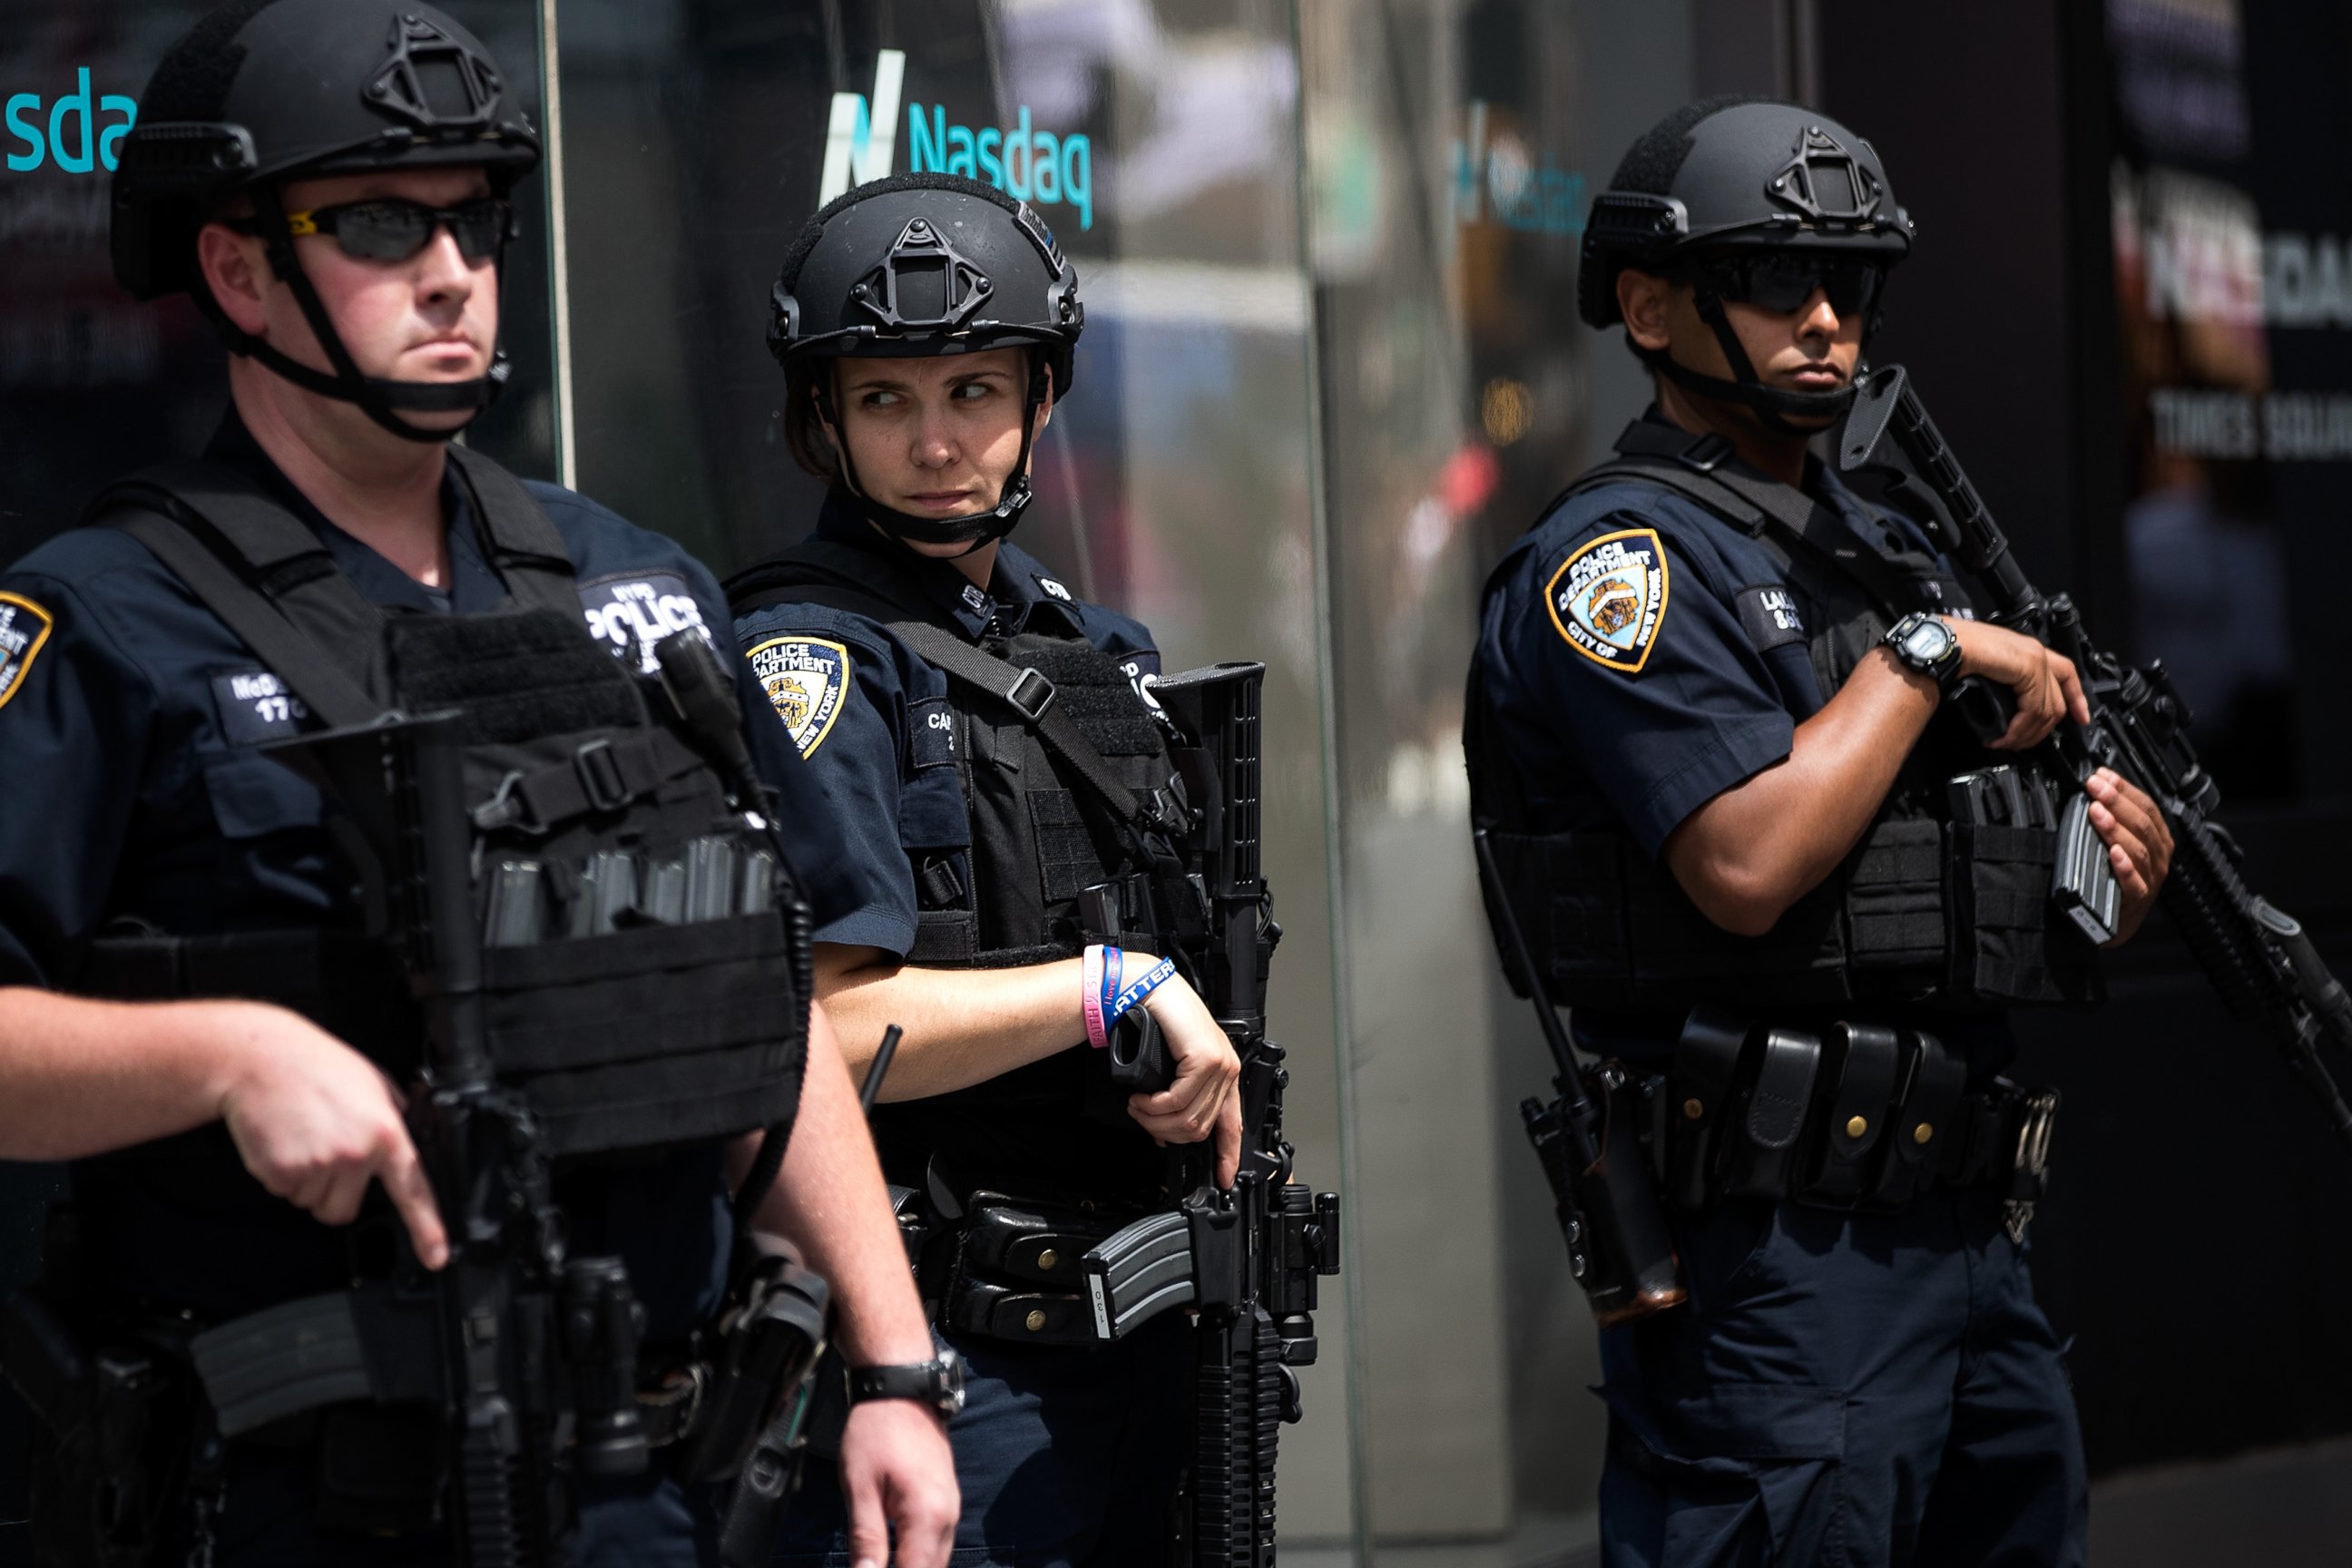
[1702,253,1886,318]
[237,197,515,264]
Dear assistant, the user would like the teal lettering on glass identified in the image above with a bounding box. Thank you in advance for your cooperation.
[907,102,1093,230]
[5,93,40,172]
[5,71,138,172]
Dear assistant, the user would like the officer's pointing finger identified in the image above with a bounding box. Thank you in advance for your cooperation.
[2052,652,2088,725]
[379,1138,449,1270]
[1215,1093,1243,1189]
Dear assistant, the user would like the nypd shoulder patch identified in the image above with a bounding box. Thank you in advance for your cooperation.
[748,636,849,759]
[0,592,56,713]
[1545,528,1671,673]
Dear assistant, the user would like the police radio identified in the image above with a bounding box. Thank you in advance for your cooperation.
[1474,828,1687,1325]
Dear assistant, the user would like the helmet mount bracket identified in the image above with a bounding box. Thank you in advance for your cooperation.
[853,220,995,336]
[365,13,505,134]
[1765,125,1885,227]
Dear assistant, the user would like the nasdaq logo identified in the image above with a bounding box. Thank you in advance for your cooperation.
[818,50,906,203]
[818,50,1095,232]
[1452,100,1583,238]
[6,69,137,172]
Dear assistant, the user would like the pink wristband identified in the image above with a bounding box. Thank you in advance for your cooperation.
[1083,944,1119,1049]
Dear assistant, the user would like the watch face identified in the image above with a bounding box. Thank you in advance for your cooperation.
[1902,620,1954,661]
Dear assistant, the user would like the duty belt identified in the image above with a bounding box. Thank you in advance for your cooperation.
[1633,1004,2058,1239]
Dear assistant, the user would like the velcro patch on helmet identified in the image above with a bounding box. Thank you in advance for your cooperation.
[1545,529,1670,674]
[0,592,56,714]
[748,636,849,759]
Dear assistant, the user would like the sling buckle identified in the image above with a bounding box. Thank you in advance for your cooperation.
[1004,668,1056,721]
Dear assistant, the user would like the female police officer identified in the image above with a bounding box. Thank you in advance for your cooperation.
[0,4,953,1563]
[727,173,1242,1565]
[1466,99,2173,1567]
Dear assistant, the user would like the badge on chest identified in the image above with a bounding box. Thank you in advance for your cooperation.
[1546,529,1671,673]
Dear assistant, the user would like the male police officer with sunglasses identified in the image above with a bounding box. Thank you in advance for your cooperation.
[1465,99,2174,1566]
[0,4,956,1563]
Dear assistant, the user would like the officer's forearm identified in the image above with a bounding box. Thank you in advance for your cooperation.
[0,987,273,1159]
[813,943,1087,1100]
[740,1004,934,1366]
[1664,647,1940,936]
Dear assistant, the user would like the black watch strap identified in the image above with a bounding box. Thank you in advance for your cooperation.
[847,1353,965,1416]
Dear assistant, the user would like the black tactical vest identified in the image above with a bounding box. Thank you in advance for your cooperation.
[1466,420,2100,1016]
[75,449,810,1162]
[730,538,1186,1196]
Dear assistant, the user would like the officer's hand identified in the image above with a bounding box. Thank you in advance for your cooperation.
[213,1003,448,1269]
[1948,619,2088,750]
[837,1396,958,1568]
[1126,971,1245,1188]
[2086,768,2173,945]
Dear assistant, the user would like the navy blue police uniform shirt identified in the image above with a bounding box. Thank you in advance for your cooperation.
[1474,411,2009,1068]
[732,489,1165,1190]
[0,414,867,1335]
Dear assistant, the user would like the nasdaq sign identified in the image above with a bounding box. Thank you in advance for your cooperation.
[819,51,1095,232]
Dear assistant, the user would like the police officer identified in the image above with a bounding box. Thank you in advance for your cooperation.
[0,4,956,1563]
[1465,99,2175,1566]
[725,173,1242,1565]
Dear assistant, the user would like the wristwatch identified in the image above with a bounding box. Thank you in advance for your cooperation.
[847,1351,966,1417]
[1882,612,1964,693]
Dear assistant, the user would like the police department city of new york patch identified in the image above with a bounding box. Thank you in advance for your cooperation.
[1545,528,1671,674]
[748,636,849,759]
[0,592,55,713]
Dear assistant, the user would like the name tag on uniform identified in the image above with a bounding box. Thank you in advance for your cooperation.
[1734,585,1808,652]
[576,572,710,675]
[908,696,957,769]
[211,670,309,743]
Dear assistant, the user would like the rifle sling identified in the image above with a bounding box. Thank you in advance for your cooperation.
[879,619,1151,833]
[1576,420,1933,620]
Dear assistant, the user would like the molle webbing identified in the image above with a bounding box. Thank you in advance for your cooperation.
[1483,818,1947,1013]
[82,452,811,1159]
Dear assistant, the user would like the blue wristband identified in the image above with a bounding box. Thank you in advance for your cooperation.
[1109,956,1178,1024]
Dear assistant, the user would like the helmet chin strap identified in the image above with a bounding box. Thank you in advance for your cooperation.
[1641,281,1857,436]
[817,361,1052,555]
[202,182,511,445]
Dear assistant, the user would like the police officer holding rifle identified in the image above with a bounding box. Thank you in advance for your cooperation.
[0,4,955,1562]
[729,172,1335,1566]
[1466,98,2173,1566]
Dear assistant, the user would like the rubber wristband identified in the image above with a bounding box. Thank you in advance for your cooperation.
[1083,945,1116,1049]
[1107,956,1177,1025]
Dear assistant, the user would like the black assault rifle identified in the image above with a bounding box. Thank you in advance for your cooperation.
[1078,661,1343,1567]
[270,709,601,1566]
[1840,364,2352,1146]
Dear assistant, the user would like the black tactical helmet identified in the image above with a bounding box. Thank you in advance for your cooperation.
[1579,98,1911,428]
[769,172,1083,550]
[113,0,541,440]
